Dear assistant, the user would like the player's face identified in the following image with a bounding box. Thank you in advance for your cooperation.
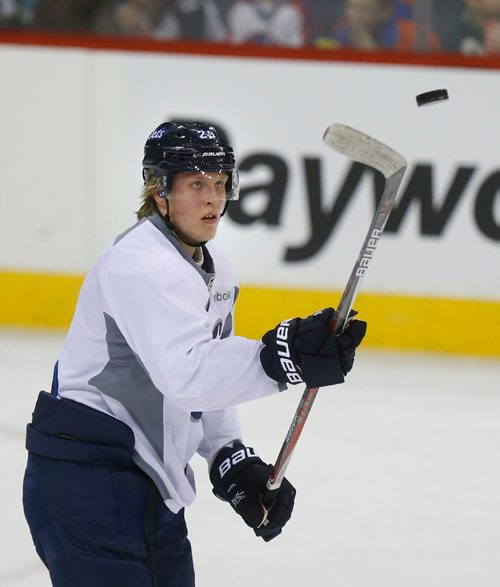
[166,171,228,244]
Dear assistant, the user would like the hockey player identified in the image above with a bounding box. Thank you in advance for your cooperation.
[22,121,366,587]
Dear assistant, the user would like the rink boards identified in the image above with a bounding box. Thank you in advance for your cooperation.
[0,40,498,356]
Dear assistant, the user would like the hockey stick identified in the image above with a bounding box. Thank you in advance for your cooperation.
[260,123,407,518]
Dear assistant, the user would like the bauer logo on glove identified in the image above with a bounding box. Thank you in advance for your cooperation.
[274,319,304,384]
[259,307,367,388]
[217,446,258,478]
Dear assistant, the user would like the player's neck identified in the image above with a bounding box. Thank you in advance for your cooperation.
[174,236,196,259]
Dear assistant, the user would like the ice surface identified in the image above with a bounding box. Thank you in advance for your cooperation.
[2,328,500,586]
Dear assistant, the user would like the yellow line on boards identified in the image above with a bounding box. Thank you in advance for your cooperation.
[0,271,84,329]
[1,272,499,357]
[235,286,500,358]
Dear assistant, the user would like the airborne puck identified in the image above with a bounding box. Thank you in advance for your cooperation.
[416,89,449,107]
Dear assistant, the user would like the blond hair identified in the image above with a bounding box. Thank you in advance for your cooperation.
[136,176,162,220]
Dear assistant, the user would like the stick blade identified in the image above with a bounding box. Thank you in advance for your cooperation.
[323,123,407,178]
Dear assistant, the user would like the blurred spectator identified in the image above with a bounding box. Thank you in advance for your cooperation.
[396,0,413,18]
[433,0,463,45]
[5,0,494,58]
[305,2,343,42]
[0,0,36,28]
[227,0,307,47]
[314,0,439,51]
[0,0,15,20]
[155,0,227,41]
[30,0,104,32]
[442,0,500,54]
[92,0,165,37]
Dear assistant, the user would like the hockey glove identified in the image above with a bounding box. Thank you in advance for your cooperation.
[259,307,367,388]
[210,442,296,542]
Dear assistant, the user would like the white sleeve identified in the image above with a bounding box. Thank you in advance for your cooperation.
[197,407,242,466]
[100,266,282,412]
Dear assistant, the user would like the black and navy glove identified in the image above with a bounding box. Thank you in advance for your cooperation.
[259,307,367,388]
[210,443,296,542]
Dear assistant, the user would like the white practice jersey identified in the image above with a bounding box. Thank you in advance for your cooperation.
[57,213,283,513]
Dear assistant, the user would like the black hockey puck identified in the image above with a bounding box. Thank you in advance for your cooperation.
[416,89,449,107]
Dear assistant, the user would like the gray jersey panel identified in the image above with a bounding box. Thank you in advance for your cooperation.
[89,313,165,462]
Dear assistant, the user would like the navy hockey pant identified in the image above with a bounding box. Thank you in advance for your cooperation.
[23,391,195,587]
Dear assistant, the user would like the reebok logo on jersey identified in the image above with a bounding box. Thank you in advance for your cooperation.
[213,290,232,303]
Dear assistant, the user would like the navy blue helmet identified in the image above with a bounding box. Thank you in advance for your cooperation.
[142,121,239,200]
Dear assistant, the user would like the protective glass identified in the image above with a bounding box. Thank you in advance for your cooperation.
[166,169,239,201]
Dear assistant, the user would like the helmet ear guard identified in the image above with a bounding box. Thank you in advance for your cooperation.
[142,169,171,199]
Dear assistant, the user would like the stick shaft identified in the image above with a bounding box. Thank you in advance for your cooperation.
[262,151,406,507]
[332,167,406,334]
